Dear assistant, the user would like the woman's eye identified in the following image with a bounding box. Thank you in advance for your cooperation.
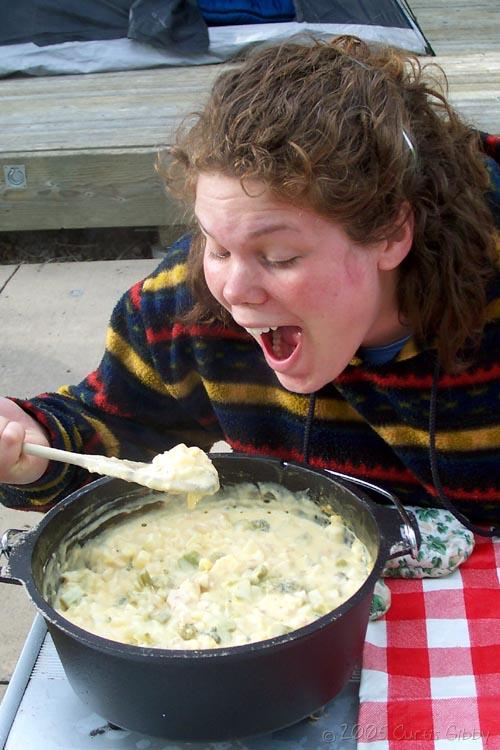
[206,247,230,261]
[263,257,299,268]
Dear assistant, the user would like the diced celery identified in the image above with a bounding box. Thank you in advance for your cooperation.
[179,551,201,567]
[179,623,198,640]
[137,570,155,588]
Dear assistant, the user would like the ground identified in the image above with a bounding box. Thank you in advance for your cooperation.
[0,225,187,264]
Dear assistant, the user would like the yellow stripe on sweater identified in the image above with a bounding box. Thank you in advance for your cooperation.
[56,391,120,456]
[28,414,74,502]
[84,415,120,457]
[486,297,500,321]
[377,423,500,451]
[106,329,168,395]
[203,381,363,421]
[142,263,188,293]
[30,462,72,498]
[396,337,421,362]
[163,371,202,400]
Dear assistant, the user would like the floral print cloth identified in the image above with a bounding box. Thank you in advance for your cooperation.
[382,506,475,578]
[369,580,392,620]
[369,506,475,620]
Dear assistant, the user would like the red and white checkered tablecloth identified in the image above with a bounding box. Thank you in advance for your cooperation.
[358,536,500,750]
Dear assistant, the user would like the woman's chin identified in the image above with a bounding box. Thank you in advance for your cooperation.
[273,370,325,395]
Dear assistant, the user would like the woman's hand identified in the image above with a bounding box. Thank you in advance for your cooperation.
[0,397,50,485]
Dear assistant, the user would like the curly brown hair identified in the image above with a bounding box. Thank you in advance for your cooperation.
[158,35,497,372]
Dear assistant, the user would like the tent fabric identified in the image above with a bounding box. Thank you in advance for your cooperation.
[294,0,413,26]
[0,1,432,78]
[0,0,131,47]
[197,0,295,26]
[128,0,209,53]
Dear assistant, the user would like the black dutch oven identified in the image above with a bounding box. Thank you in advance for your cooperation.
[0,454,419,742]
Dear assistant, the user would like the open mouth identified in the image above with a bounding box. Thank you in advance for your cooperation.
[245,326,302,361]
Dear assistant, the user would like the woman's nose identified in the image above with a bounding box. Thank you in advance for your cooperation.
[222,260,268,306]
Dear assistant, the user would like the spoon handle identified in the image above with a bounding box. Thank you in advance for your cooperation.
[22,442,219,496]
[23,442,99,469]
[22,442,139,482]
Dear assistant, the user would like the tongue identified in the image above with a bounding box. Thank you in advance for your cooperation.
[279,326,302,347]
[262,326,302,360]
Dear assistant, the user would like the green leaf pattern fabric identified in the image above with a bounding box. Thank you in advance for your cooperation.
[369,506,475,620]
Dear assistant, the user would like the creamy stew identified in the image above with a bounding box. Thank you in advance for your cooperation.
[53,483,372,650]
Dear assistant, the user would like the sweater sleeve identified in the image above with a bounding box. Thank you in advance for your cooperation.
[0,243,222,511]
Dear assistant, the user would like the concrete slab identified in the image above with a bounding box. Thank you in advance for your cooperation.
[1,259,157,397]
[0,265,18,289]
[0,258,158,694]
[0,503,40,683]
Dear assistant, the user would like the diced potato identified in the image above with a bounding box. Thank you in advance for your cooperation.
[53,482,371,650]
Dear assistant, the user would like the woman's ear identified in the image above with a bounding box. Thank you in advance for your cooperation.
[377,204,414,271]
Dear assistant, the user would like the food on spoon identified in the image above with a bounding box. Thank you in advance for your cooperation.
[133,444,220,506]
[87,443,220,504]
[52,482,372,650]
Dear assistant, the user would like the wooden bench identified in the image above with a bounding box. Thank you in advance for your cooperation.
[1,51,499,232]
[0,65,222,231]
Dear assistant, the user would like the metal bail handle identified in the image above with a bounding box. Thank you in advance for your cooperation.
[324,469,420,559]
[0,528,26,585]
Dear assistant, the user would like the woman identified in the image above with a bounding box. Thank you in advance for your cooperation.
[0,36,499,532]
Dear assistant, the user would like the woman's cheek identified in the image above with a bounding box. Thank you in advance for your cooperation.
[203,256,224,303]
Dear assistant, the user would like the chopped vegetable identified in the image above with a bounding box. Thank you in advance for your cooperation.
[180,550,201,567]
[137,570,155,588]
[52,481,371,650]
[249,519,270,532]
[179,623,198,640]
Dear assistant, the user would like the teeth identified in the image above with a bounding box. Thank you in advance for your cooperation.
[245,326,278,337]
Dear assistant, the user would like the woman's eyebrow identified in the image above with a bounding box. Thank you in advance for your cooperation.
[195,218,213,237]
[195,217,299,239]
[247,223,299,238]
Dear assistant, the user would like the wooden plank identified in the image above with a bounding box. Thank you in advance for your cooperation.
[418,53,500,133]
[410,0,500,53]
[1,52,498,155]
[0,149,186,231]
[0,65,224,153]
[0,64,225,228]
[1,0,499,231]
[1,51,498,230]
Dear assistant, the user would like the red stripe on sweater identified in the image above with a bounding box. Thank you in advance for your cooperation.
[146,323,249,345]
[129,280,143,311]
[423,482,500,502]
[83,432,105,453]
[86,370,100,391]
[336,363,500,389]
[16,398,69,452]
[87,371,133,418]
[198,414,219,428]
[484,134,500,160]
[226,439,417,484]
[229,439,500,501]
[27,401,54,432]
[223,439,308,464]
[93,392,133,418]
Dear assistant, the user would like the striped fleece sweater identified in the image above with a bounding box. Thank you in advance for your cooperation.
[2,144,500,524]
[2,233,499,524]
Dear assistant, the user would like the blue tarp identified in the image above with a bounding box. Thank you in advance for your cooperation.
[198,0,295,26]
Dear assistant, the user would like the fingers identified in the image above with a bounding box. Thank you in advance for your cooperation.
[0,415,48,485]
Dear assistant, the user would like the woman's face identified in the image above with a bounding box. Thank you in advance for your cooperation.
[196,173,411,394]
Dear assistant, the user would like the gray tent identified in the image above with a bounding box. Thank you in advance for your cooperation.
[0,0,432,78]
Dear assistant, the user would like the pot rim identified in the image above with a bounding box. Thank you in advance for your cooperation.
[10,455,393,660]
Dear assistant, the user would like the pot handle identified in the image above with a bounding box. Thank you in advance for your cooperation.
[323,469,420,560]
[0,529,26,585]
